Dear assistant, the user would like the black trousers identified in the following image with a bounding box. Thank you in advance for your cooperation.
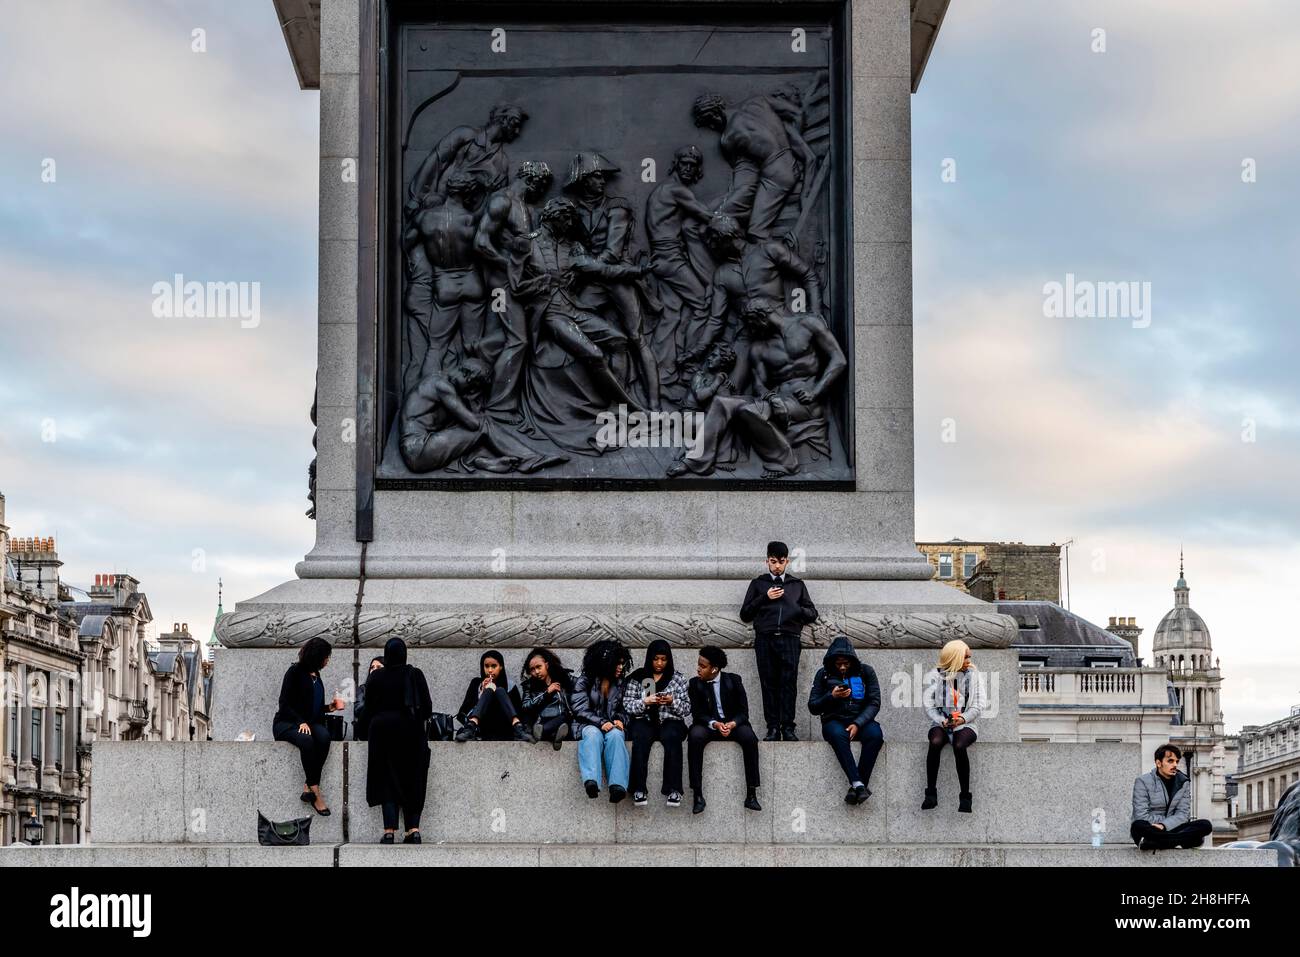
[754,633,801,732]
[273,720,331,787]
[470,686,519,739]
[1130,818,1213,848]
[535,713,571,741]
[382,800,422,831]
[688,723,760,791]
[822,718,884,787]
[629,719,687,795]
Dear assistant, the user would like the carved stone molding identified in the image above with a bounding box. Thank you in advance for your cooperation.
[215,608,1017,650]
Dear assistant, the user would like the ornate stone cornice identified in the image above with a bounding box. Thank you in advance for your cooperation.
[215,608,1017,650]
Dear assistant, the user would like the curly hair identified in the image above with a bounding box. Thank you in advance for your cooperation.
[582,639,632,682]
[520,646,567,687]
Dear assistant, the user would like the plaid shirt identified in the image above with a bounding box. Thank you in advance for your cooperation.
[622,671,691,724]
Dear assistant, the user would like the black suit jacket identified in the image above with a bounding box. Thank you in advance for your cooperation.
[688,672,750,729]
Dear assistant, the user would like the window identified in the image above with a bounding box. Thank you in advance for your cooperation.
[1089,661,1119,668]
[6,704,17,761]
[938,553,953,579]
[52,712,63,770]
[963,552,977,578]
[1269,779,1276,808]
[31,710,42,765]
[1020,660,1045,668]
[1247,785,1253,812]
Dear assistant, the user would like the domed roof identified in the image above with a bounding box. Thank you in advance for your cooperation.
[1152,553,1211,653]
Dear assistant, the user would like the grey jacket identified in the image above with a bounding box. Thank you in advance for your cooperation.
[923,668,985,738]
[1131,768,1192,831]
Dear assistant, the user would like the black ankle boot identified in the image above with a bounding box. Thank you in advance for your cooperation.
[958,792,972,813]
[921,787,938,810]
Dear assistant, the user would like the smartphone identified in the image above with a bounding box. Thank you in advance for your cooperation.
[848,676,865,700]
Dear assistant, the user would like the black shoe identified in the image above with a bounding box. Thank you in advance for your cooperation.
[921,787,938,810]
[1138,837,1161,853]
[633,791,648,806]
[310,797,331,817]
[692,792,707,814]
[781,728,799,742]
[846,784,869,805]
[403,831,421,845]
[300,790,314,804]
[531,723,544,745]
[609,785,627,804]
[763,728,781,742]
[380,833,394,844]
[455,723,479,743]
[958,792,972,813]
[584,779,600,799]
[844,786,860,805]
[512,723,535,743]
[744,788,762,812]
[666,791,682,808]
[553,723,569,752]
[1178,836,1206,849]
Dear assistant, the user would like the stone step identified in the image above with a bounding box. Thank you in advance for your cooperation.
[211,646,1023,743]
[90,740,1149,846]
[0,843,1276,868]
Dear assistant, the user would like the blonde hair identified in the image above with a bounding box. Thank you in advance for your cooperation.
[938,639,971,676]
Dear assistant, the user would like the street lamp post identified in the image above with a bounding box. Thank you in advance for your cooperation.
[21,813,42,846]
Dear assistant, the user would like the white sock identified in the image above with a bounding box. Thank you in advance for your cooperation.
[851,781,864,788]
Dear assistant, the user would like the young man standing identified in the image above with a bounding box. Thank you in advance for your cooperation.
[1130,743,1214,851]
[687,647,762,814]
[739,541,818,741]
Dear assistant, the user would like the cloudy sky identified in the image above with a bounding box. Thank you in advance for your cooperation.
[1,1,1296,731]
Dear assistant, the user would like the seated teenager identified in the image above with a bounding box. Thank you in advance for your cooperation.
[623,639,692,807]
[455,650,534,742]
[519,647,575,751]
[1130,743,1213,851]
[921,639,983,813]
[807,635,883,805]
[571,639,632,802]
[686,646,761,814]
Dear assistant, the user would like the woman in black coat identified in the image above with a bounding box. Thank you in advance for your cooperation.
[364,638,433,844]
[272,637,344,815]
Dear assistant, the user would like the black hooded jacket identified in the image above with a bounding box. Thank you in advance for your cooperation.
[807,636,881,726]
[739,572,818,639]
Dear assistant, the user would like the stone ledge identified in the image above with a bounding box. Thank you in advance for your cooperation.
[0,843,1275,868]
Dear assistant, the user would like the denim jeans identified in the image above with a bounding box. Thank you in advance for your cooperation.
[578,725,630,789]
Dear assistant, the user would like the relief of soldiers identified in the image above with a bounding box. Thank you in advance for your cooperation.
[644,145,716,390]
[399,357,568,474]
[691,213,823,364]
[408,103,527,206]
[691,89,816,240]
[563,151,663,409]
[401,174,491,387]
[474,160,554,420]
[668,295,845,479]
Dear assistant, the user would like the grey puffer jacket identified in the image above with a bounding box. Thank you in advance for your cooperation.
[1132,768,1192,831]
[923,667,985,738]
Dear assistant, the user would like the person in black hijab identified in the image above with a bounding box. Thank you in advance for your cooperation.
[623,639,692,807]
[363,638,433,844]
[454,650,534,742]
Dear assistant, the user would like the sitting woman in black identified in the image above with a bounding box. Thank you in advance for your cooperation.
[519,647,575,751]
[272,636,344,815]
[364,638,433,844]
[455,650,534,742]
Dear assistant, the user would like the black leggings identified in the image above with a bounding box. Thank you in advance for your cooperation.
[273,720,331,787]
[926,726,976,793]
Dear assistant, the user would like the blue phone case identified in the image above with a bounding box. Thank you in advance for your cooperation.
[849,676,864,699]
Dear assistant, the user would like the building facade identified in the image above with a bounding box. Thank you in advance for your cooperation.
[1231,707,1300,842]
[1,502,89,846]
[917,539,1061,602]
[1,491,215,845]
[1008,601,1180,773]
[1149,556,1236,843]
